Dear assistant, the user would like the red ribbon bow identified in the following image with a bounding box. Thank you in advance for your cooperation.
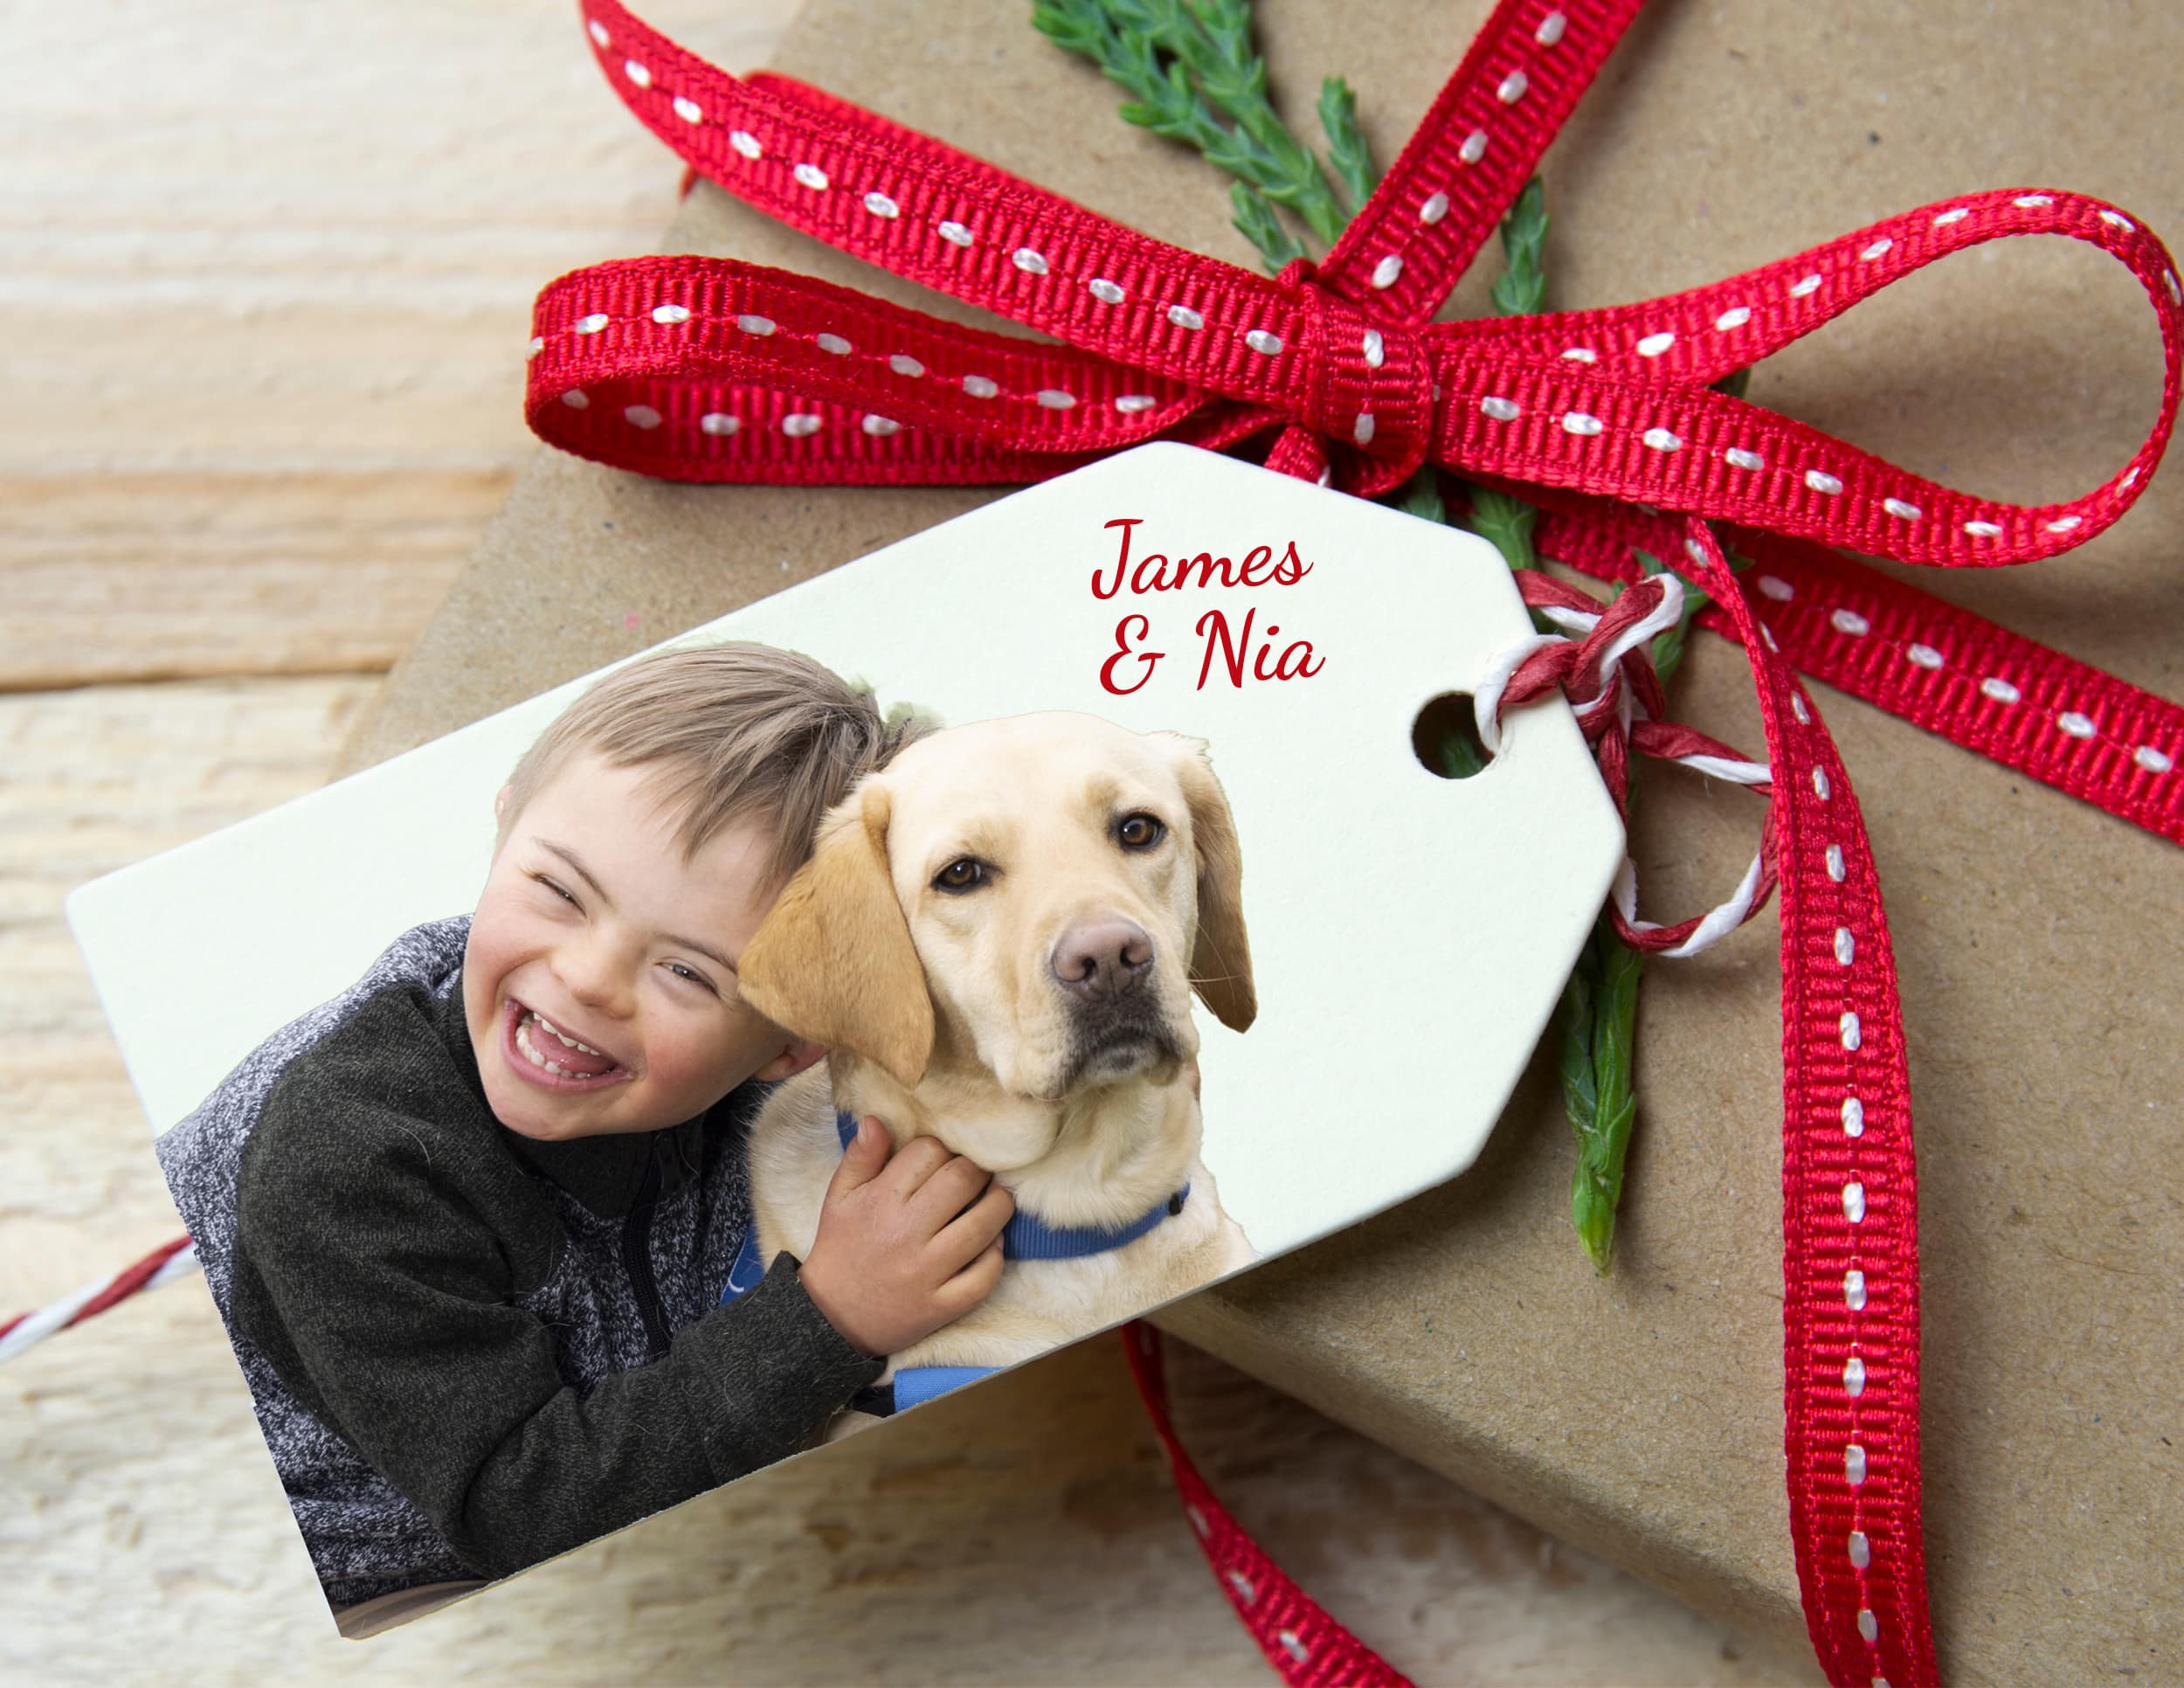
[528,3,2184,1683]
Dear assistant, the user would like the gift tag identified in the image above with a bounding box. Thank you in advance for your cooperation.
[67,440,1621,1623]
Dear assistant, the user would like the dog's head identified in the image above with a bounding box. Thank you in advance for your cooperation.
[739,712,1254,1101]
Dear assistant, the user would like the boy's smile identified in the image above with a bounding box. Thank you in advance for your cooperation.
[500,994,633,1092]
[461,751,822,1143]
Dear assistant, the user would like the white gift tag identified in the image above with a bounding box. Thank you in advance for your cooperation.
[68,441,1621,1617]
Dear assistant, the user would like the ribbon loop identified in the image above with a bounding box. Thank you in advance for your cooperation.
[1427,187,2184,564]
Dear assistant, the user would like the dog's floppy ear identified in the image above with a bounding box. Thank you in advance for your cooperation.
[739,780,934,1089]
[1163,737,1256,1033]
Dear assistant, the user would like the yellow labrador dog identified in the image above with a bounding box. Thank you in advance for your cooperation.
[736,710,1258,1413]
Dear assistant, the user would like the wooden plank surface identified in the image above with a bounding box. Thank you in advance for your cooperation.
[0,0,779,688]
[0,0,1819,1681]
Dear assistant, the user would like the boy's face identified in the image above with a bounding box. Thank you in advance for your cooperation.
[462,751,821,1143]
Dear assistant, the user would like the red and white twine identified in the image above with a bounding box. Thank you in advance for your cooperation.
[0,1236,197,1366]
[1476,571,1779,960]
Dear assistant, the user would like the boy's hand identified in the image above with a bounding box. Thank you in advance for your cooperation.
[797,1116,1013,1358]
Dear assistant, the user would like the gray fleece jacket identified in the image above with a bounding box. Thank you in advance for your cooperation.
[155,916,879,1609]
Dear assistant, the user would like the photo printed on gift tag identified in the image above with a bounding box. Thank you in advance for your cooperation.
[67,444,1622,1633]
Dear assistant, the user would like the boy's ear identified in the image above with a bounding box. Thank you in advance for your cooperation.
[1161,735,1256,1034]
[494,784,512,822]
[739,782,934,1089]
[754,1037,828,1084]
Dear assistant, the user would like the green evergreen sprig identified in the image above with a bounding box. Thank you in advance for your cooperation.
[1560,916,1640,1268]
[1033,0,1349,253]
[1227,179,1306,270]
[1317,77,1379,215]
[1639,549,1706,687]
[1487,177,1549,315]
[1461,488,1540,574]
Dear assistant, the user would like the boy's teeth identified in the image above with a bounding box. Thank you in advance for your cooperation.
[515,1008,619,1079]
[530,1012,607,1057]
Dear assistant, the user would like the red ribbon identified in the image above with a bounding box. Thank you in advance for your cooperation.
[527,3,2184,1682]
[1125,1323,1414,1686]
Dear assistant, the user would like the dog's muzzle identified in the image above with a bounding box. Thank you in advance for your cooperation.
[1051,917,1181,1087]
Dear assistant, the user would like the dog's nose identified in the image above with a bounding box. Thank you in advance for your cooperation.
[1051,920,1155,996]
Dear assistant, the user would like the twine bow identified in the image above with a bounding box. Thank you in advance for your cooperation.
[1486,571,1782,958]
[527,3,2184,1683]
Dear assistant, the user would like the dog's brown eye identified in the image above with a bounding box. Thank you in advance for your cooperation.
[1116,813,1165,850]
[934,857,986,893]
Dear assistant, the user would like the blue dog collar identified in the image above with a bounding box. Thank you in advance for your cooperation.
[716,1226,992,1415]
[722,1220,770,1304]
[830,1110,1188,1260]
[715,1113,1192,1418]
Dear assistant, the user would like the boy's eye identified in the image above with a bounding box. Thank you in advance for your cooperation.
[664,961,718,994]
[535,875,578,906]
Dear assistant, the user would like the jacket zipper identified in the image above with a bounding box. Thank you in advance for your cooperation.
[621,1135,673,1361]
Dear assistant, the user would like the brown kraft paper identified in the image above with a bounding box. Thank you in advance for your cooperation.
[335,1,2184,1679]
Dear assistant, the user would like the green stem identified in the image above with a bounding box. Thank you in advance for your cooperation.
[1563,911,1641,1272]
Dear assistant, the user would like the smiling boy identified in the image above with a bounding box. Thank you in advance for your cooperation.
[154,644,1011,1633]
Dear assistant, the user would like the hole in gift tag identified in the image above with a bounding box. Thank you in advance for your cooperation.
[1412,692,1494,780]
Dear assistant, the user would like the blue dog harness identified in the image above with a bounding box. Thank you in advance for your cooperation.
[720,1110,1190,1414]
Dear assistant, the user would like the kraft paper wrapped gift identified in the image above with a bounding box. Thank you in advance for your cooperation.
[335,1,2184,1678]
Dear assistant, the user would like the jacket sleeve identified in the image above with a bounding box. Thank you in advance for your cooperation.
[234,1104,880,1581]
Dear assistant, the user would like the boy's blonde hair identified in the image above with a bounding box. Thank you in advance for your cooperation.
[496,642,928,892]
